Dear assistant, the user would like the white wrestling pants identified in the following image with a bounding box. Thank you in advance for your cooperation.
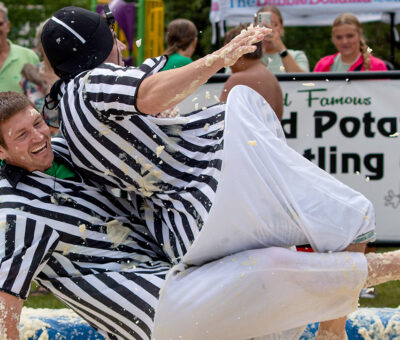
[182,85,375,266]
[153,247,367,339]
[153,86,373,339]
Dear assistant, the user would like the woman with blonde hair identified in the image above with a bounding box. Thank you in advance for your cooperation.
[255,5,309,73]
[314,13,387,72]
[163,18,198,71]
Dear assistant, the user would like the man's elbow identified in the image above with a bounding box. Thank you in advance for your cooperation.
[136,97,162,115]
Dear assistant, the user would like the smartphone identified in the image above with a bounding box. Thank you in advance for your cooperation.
[257,12,271,27]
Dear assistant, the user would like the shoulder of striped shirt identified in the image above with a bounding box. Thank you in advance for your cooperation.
[51,138,71,160]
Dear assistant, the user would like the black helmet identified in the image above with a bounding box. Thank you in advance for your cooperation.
[41,6,114,80]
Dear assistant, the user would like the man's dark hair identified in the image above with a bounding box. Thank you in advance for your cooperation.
[224,24,262,60]
[0,92,33,147]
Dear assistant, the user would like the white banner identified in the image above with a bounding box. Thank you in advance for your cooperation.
[210,0,400,26]
[178,79,400,242]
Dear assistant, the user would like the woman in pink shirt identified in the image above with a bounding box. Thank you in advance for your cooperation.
[314,13,387,72]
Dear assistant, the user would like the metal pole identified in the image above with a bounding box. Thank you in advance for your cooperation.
[390,12,395,66]
[90,0,97,12]
[137,0,145,65]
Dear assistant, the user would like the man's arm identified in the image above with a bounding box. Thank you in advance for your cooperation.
[136,26,270,115]
[0,292,23,340]
[0,214,60,340]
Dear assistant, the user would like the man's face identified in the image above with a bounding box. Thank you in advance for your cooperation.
[0,106,53,172]
[103,31,126,66]
[0,12,10,45]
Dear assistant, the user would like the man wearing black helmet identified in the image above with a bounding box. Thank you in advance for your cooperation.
[34,5,386,340]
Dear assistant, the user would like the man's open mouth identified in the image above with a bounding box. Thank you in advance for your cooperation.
[31,142,47,154]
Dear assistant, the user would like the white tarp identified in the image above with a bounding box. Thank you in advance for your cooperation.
[177,79,400,242]
[210,0,400,27]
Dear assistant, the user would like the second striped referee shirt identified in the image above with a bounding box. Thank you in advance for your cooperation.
[0,138,171,340]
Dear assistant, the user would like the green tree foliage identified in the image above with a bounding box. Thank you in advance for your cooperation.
[284,26,332,70]
[3,0,90,49]
[164,0,214,59]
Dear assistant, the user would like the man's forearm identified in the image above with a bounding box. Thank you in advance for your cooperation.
[137,56,225,114]
[0,293,23,340]
[136,26,270,115]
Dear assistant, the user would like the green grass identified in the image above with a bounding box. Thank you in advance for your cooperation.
[24,294,67,309]
[360,281,400,308]
[24,282,66,309]
[24,247,400,310]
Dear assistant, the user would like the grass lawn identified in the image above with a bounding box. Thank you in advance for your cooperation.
[24,247,400,310]
[24,282,66,309]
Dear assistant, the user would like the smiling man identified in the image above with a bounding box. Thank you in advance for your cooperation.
[0,91,171,340]
[0,98,52,171]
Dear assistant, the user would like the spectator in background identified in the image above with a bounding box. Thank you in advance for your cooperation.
[220,23,283,120]
[20,19,60,136]
[314,13,387,72]
[0,2,39,92]
[255,5,309,73]
[162,18,197,71]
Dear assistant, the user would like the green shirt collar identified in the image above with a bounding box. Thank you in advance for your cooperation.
[1,153,78,188]
[45,159,77,179]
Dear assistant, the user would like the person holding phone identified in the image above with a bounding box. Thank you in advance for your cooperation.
[255,6,309,73]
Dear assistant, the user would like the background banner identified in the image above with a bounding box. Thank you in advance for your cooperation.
[210,0,400,27]
[178,78,400,241]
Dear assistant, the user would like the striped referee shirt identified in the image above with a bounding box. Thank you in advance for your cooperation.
[0,138,171,340]
[58,57,226,264]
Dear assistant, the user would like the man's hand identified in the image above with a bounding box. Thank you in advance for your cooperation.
[0,292,23,340]
[209,26,271,68]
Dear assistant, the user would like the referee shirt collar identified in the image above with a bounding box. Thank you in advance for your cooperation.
[0,161,29,189]
[0,152,71,188]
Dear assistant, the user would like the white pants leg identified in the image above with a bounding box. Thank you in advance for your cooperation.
[153,247,367,340]
[183,85,375,266]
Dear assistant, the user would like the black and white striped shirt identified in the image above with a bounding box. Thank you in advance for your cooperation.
[58,57,226,264]
[0,139,171,340]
